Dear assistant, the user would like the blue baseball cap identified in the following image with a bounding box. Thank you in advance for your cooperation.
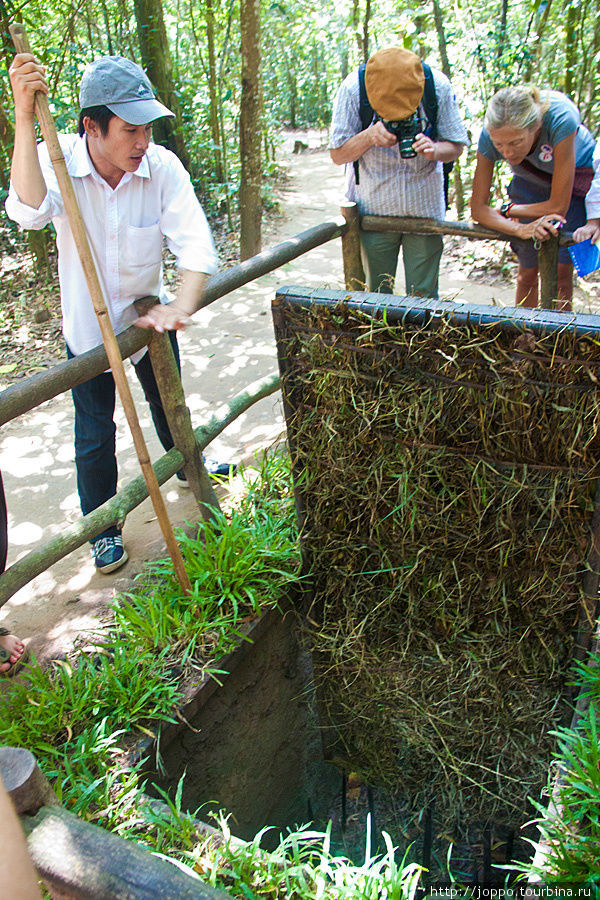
[79,56,174,124]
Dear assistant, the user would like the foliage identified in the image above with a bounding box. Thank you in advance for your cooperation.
[1,0,598,224]
[0,452,296,813]
[515,656,600,884]
[195,815,423,899]
[113,490,299,662]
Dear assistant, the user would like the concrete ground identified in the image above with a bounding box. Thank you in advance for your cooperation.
[0,133,560,662]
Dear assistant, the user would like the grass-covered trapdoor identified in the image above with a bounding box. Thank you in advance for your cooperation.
[272,287,600,830]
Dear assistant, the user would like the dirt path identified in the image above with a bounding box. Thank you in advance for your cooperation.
[0,132,568,661]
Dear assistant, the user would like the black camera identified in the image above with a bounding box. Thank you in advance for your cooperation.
[377,111,421,158]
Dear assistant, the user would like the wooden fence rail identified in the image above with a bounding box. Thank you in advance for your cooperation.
[342,202,571,310]
[0,219,346,428]
[0,220,346,605]
[0,371,279,607]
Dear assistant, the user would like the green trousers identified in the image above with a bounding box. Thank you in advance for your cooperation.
[360,230,443,298]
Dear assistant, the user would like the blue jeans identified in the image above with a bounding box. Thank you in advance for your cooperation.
[68,332,180,541]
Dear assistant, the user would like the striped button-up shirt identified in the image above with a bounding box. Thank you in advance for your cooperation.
[330,66,469,220]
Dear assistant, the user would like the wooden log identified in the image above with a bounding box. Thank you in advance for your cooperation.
[0,372,281,606]
[199,219,347,308]
[361,213,512,241]
[21,804,232,900]
[0,328,149,427]
[361,213,574,246]
[538,235,559,310]
[0,746,59,815]
[340,202,365,290]
[134,298,220,519]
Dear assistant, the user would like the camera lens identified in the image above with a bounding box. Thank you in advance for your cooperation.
[398,139,417,159]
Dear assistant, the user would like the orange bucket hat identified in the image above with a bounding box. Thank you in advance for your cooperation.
[364,47,425,120]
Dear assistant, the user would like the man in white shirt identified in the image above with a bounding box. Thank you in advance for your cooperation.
[330,47,468,297]
[6,53,219,573]
[574,142,600,245]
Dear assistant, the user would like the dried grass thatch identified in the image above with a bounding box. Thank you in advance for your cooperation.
[275,296,600,829]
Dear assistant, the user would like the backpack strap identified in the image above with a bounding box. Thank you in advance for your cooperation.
[421,61,438,139]
[354,62,374,184]
[353,59,453,206]
[421,60,454,209]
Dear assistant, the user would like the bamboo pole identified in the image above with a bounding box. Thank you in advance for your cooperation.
[361,213,574,247]
[10,24,191,593]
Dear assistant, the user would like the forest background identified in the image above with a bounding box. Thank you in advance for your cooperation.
[0,0,598,334]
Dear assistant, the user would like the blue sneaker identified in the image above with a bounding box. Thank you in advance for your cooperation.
[204,458,237,477]
[91,535,128,574]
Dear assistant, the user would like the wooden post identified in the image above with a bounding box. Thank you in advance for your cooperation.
[340,202,366,291]
[134,298,221,520]
[0,746,59,815]
[10,24,191,594]
[538,234,559,310]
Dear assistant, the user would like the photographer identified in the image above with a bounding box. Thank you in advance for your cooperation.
[470,85,596,310]
[330,46,468,297]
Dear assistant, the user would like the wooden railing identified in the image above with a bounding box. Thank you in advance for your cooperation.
[340,201,572,309]
[0,219,345,607]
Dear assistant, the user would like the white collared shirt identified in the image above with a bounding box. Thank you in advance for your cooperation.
[5,134,218,359]
[586,142,600,220]
[329,67,469,219]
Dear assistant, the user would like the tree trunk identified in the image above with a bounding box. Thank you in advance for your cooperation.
[101,0,114,54]
[522,0,554,81]
[132,0,192,170]
[206,0,224,182]
[564,0,579,97]
[239,0,262,260]
[352,0,361,59]
[494,0,508,88]
[0,93,14,190]
[362,0,371,60]
[431,0,466,218]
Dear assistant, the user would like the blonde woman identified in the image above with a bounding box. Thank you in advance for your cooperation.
[471,85,595,309]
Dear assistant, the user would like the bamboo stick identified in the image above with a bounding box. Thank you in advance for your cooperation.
[10,24,191,592]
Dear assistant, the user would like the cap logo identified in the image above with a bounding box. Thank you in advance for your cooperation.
[138,83,146,95]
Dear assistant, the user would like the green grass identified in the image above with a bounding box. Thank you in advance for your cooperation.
[0,451,298,806]
[112,504,299,664]
[195,815,422,899]
[515,654,600,886]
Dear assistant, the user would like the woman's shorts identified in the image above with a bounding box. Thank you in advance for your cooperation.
[507,175,586,268]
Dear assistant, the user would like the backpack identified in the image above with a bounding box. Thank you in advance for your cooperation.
[354,60,454,208]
